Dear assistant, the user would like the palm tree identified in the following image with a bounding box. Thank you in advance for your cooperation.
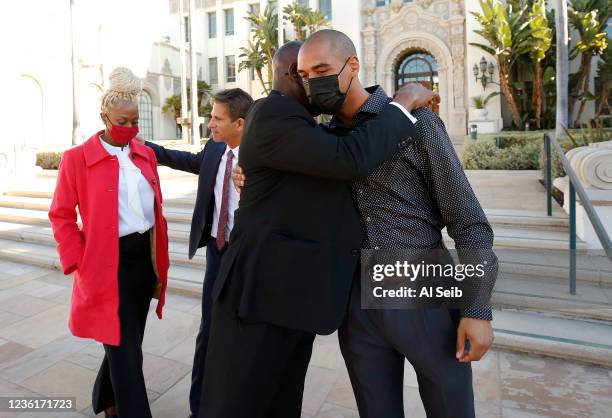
[162,80,212,118]
[196,80,213,117]
[528,0,552,129]
[239,40,269,94]
[244,5,279,89]
[471,0,533,129]
[303,7,328,37]
[568,0,609,125]
[283,1,328,41]
[595,44,612,117]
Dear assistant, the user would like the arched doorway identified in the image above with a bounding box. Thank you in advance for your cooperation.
[81,83,104,140]
[16,75,44,146]
[138,90,154,141]
[394,50,439,114]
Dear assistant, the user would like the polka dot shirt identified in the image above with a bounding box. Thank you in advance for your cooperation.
[325,86,498,320]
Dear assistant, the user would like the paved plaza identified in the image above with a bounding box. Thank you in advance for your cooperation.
[0,168,611,417]
[0,260,610,418]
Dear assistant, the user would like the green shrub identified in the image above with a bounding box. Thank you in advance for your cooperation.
[461,137,542,170]
[538,138,572,183]
[462,127,612,173]
[36,152,63,170]
[34,139,206,170]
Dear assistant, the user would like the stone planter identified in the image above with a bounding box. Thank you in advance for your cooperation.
[473,108,489,119]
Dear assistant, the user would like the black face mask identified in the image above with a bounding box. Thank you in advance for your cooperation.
[303,56,354,116]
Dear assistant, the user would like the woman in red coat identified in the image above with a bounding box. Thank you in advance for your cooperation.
[48,67,169,418]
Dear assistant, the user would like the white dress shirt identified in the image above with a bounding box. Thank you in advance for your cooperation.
[389,101,419,124]
[211,145,240,240]
[100,138,155,237]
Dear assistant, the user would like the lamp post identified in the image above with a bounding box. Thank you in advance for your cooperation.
[178,0,189,142]
[188,0,201,145]
[555,0,569,136]
[473,56,498,90]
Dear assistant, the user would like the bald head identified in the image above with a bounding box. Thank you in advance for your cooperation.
[273,41,302,75]
[302,29,356,60]
[298,29,364,118]
[271,41,308,103]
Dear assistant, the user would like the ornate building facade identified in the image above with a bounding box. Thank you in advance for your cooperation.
[361,0,469,136]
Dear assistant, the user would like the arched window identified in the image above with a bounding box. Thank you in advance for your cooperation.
[138,90,154,141]
[16,75,44,147]
[395,51,439,113]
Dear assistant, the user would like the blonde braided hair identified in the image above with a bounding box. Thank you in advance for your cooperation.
[100,67,142,114]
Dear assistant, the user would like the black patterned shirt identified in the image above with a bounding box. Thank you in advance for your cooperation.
[326,86,497,320]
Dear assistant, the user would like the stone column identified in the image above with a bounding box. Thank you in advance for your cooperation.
[362,1,377,87]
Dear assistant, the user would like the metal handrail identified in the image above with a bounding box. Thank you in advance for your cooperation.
[544,132,612,294]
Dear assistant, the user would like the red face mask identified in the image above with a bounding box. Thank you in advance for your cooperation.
[105,116,139,146]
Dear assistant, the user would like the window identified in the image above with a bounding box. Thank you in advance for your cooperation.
[225,9,234,36]
[248,3,260,28]
[183,16,189,42]
[209,57,218,85]
[225,55,236,83]
[395,52,439,113]
[606,17,612,38]
[249,3,260,15]
[319,0,331,20]
[208,12,217,38]
[138,91,154,141]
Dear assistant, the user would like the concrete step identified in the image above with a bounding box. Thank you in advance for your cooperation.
[0,209,192,242]
[484,208,569,230]
[3,189,198,208]
[0,196,51,211]
[2,195,576,239]
[492,309,612,367]
[443,226,589,251]
[0,204,585,254]
[0,197,194,224]
[492,274,612,321]
[0,238,205,276]
[498,255,612,286]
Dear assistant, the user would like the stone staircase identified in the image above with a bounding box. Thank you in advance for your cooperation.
[0,170,611,367]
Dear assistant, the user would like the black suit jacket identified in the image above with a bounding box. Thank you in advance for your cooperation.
[213,90,419,335]
[145,140,226,259]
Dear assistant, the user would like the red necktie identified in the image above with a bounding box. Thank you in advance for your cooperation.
[216,150,234,250]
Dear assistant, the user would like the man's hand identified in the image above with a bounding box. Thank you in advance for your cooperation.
[232,164,246,193]
[456,317,494,363]
[393,82,439,112]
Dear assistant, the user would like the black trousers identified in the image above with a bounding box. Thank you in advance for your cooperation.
[92,232,157,417]
[198,273,315,418]
[338,280,475,418]
[189,237,226,416]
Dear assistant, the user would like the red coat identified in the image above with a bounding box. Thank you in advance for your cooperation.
[48,131,169,346]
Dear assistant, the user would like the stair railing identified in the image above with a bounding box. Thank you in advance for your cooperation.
[544,132,612,295]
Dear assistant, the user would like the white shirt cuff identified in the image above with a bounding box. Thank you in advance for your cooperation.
[389,102,418,124]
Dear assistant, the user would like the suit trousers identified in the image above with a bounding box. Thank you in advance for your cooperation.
[92,231,157,417]
[198,272,315,418]
[189,237,226,416]
[338,280,475,418]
